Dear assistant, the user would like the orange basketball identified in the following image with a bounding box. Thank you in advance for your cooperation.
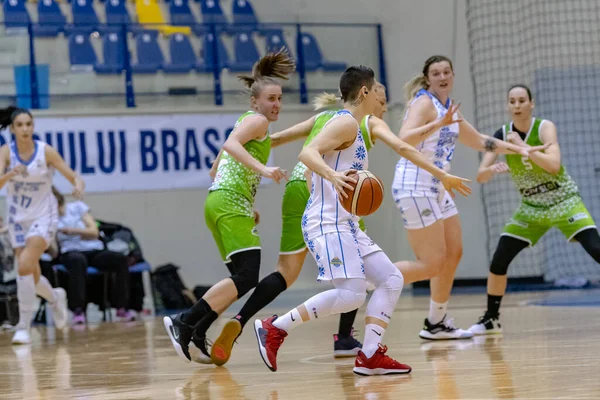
[339,170,384,216]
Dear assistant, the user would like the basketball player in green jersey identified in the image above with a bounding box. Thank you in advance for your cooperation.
[210,82,471,366]
[468,84,600,335]
[163,49,295,365]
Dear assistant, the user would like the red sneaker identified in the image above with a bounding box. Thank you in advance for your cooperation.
[254,315,288,372]
[353,344,412,376]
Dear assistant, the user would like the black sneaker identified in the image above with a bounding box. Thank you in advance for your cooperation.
[163,313,194,362]
[189,331,213,364]
[467,313,502,335]
[419,315,473,340]
[333,328,363,358]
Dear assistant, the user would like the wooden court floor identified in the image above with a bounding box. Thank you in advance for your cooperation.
[1,289,600,400]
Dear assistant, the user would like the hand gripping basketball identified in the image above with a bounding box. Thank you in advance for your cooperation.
[338,170,385,216]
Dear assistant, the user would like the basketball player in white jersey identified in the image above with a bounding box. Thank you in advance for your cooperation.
[254,66,472,376]
[391,55,549,340]
[0,107,85,344]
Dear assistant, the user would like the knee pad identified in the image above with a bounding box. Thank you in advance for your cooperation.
[489,236,528,276]
[489,255,510,276]
[384,271,404,292]
[231,266,260,298]
[230,250,261,298]
[332,288,367,314]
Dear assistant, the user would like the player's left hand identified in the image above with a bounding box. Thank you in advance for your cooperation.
[253,209,260,225]
[506,131,526,146]
[441,173,472,198]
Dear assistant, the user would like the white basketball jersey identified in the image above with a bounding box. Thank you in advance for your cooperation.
[393,89,459,197]
[302,110,366,241]
[7,141,57,222]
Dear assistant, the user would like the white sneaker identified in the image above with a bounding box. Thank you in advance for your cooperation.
[12,329,31,345]
[468,314,502,335]
[419,315,473,340]
[50,288,68,330]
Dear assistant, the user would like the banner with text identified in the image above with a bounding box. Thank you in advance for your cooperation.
[0,113,274,193]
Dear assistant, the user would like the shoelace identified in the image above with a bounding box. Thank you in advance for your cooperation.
[443,317,458,330]
[478,314,496,324]
[266,330,285,353]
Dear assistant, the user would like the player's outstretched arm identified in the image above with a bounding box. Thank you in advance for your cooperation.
[457,114,530,156]
[46,145,85,199]
[299,116,357,198]
[222,114,287,183]
[509,121,561,175]
[399,98,462,147]
[370,117,471,197]
[270,116,316,148]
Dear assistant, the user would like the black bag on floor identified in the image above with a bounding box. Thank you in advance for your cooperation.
[153,263,195,310]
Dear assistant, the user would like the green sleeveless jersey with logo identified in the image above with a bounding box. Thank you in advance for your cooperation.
[288,111,374,183]
[209,111,271,203]
[503,118,578,208]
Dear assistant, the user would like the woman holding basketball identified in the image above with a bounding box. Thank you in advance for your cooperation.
[163,49,294,366]
[212,83,396,364]
[391,55,548,340]
[0,106,85,344]
[253,66,470,376]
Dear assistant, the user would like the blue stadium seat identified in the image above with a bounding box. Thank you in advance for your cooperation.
[202,32,229,72]
[132,30,165,73]
[230,0,257,32]
[265,30,292,57]
[3,0,30,29]
[95,30,125,74]
[71,0,100,31]
[199,0,228,32]
[33,0,66,37]
[68,31,98,70]
[169,0,197,27]
[229,32,259,71]
[164,33,202,73]
[300,32,347,72]
[105,0,131,28]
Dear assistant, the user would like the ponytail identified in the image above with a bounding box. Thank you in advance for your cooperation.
[237,48,296,96]
[403,74,428,104]
[312,92,341,111]
[0,106,19,131]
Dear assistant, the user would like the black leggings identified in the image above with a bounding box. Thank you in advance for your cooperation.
[490,228,600,275]
[60,250,130,311]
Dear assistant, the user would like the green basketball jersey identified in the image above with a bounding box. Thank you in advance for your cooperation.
[209,111,271,203]
[503,118,578,207]
[288,111,374,183]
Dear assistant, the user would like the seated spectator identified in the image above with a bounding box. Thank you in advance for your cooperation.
[0,217,15,283]
[50,187,135,324]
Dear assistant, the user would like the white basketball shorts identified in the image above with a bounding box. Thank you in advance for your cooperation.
[392,190,458,229]
[306,229,382,282]
[9,213,58,249]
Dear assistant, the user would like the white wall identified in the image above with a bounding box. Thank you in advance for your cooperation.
[20,0,491,290]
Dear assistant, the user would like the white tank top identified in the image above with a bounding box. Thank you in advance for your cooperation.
[393,89,459,198]
[7,140,57,222]
[302,110,365,241]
